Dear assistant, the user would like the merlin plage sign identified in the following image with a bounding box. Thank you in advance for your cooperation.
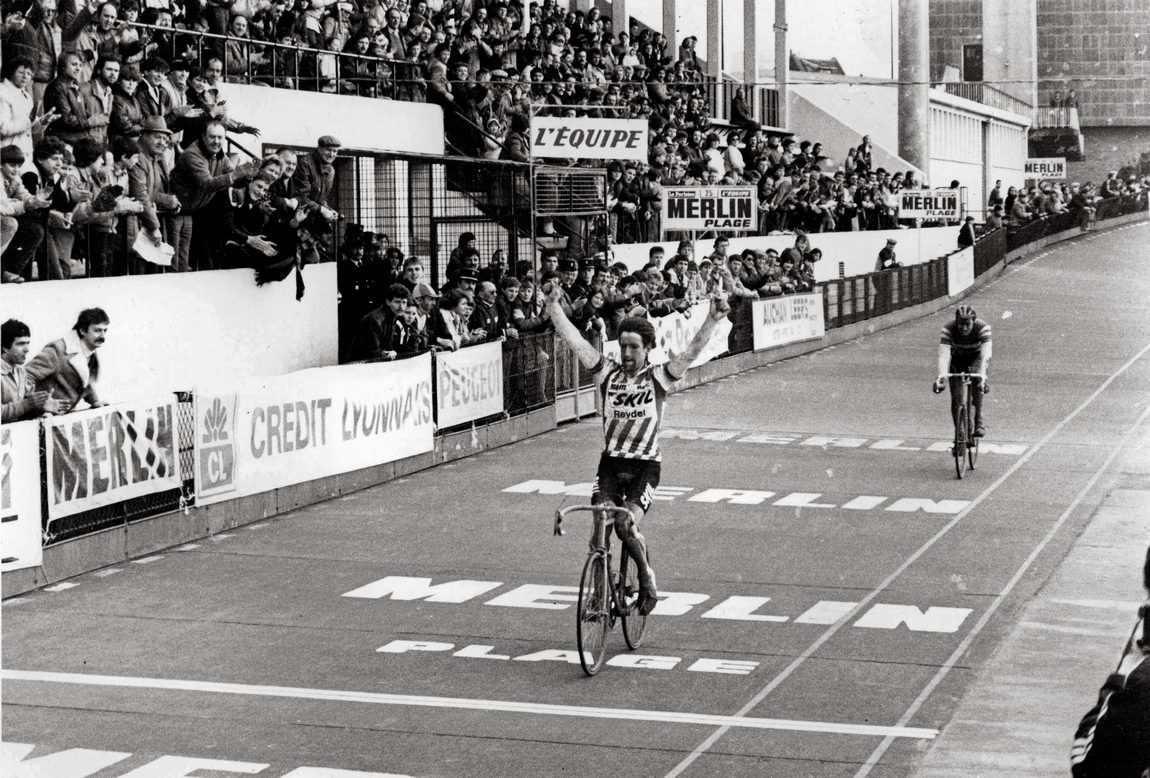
[898,189,960,219]
[1024,157,1066,179]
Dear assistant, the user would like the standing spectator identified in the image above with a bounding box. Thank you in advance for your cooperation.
[5,0,64,108]
[26,307,110,412]
[1,144,50,283]
[79,54,120,147]
[110,64,145,141]
[129,116,178,265]
[346,283,410,362]
[2,318,61,422]
[1070,545,1150,777]
[292,134,341,221]
[43,51,106,145]
[434,288,484,351]
[875,238,899,271]
[1,56,56,165]
[156,58,197,151]
[469,279,504,341]
[135,57,173,124]
[170,120,259,271]
[984,204,1005,231]
[957,215,977,248]
[63,1,140,82]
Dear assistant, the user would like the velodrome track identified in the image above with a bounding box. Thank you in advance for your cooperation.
[4,221,1150,777]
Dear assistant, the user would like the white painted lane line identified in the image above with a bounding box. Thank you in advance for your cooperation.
[131,556,164,565]
[666,337,1150,778]
[853,394,1150,777]
[0,669,937,740]
[44,583,78,592]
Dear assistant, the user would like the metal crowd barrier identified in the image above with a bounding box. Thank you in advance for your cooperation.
[34,193,1147,545]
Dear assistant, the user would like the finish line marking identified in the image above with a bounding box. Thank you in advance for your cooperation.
[0,669,937,740]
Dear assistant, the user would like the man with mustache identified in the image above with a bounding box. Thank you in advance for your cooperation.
[25,307,111,412]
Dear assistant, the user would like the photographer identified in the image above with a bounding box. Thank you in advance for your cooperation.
[1070,544,1150,777]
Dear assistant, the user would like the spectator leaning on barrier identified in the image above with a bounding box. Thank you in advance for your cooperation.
[2,318,62,422]
[957,215,977,249]
[25,307,110,412]
[21,135,75,281]
[875,238,899,272]
[346,282,410,362]
[1070,544,1150,777]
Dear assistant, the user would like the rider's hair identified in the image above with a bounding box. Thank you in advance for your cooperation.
[618,316,657,349]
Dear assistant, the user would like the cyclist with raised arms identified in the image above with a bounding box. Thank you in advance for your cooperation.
[543,283,731,616]
[934,304,993,437]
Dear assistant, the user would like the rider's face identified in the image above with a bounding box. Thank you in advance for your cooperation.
[957,317,974,335]
[618,332,648,373]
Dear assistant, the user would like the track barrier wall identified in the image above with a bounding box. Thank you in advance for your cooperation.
[3,192,1146,595]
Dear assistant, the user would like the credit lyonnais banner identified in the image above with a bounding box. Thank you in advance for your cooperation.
[1,421,43,571]
[899,189,960,219]
[1024,157,1066,179]
[662,186,757,231]
[194,355,434,506]
[44,397,181,522]
[752,293,826,352]
[530,117,648,160]
[436,341,504,428]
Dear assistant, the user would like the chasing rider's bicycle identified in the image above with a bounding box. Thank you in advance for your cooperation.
[934,372,989,479]
[554,505,648,676]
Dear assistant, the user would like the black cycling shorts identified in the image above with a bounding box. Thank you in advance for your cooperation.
[593,454,661,515]
[949,354,985,380]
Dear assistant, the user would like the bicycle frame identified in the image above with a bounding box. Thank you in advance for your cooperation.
[554,504,635,605]
[941,372,982,478]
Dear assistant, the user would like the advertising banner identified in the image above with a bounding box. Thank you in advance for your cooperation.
[947,247,975,297]
[1,421,43,572]
[752,293,826,352]
[662,186,758,231]
[604,301,733,369]
[899,189,961,219]
[195,355,434,506]
[435,341,504,428]
[530,117,648,160]
[44,397,180,522]
[1024,157,1066,179]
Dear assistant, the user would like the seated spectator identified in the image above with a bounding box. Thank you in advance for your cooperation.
[1,144,50,282]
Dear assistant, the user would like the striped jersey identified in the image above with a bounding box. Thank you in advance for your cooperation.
[940,318,991,357]
[594,357,676,462]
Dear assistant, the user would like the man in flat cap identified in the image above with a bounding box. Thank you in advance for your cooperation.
[875,238,899,271]
[293,135,341,223]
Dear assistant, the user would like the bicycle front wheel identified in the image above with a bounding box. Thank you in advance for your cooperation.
[576,553,610,676]
[619,551,646,650]
[954,404,968,479]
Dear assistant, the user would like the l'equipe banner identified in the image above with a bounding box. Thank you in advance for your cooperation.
[899,189,961,219]
[947,247,975,297]
[752,293,826,352]
[662,186,758,231]
[44,397,181,522]
[435,341,504,427]
[194,355,434,506]
[530,117,648,160]
[1,421,43,572]
[1024,157,1066,179]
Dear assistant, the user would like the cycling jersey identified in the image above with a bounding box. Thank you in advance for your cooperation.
[593,356,676,462]
[941,318,992,358]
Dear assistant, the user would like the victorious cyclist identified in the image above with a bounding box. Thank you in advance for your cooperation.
[934,304,992,437]
[544,283,731,616]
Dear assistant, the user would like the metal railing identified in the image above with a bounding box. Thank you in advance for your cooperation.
[1032,106,1081,130]
[936,81,1034,117]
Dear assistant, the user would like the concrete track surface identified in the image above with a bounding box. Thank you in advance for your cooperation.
[4,221,1150,777]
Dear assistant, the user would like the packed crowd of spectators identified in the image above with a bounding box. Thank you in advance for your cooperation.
[337,226,827,363]
[984,171,1149,233]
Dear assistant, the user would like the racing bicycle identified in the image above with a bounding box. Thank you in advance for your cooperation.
[934,372,988,479]
[554,505,647,676]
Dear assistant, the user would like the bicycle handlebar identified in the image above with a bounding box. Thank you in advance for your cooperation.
[553,505,636,537]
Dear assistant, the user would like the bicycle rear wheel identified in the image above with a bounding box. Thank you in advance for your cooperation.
[576,553,610,676]
[954,404,968,479]
[618,551,646,650]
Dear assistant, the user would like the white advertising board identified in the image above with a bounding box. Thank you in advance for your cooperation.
[43,397,181,523]
[530,117,648,160]
[1024,157,1066,179]
[1,421,43,572]
[662,186,758,231]
[947,247,975,297]
[194,355,434,505]
[899,190,961,219]
[435,341,505,427]
[752,293,826,352]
